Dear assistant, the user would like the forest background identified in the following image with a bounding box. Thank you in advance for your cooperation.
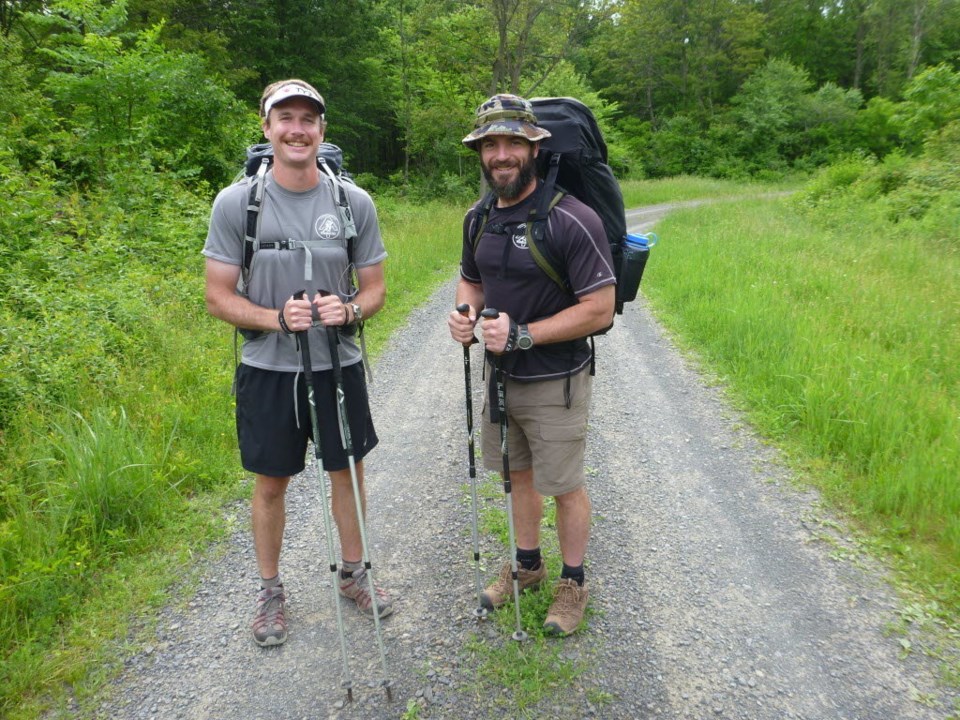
[1,0,959,716]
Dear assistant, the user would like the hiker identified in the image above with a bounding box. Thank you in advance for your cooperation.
[203,79,392,647]
[448,93,616,635]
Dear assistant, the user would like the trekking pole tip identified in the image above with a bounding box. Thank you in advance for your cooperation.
[511,630,528,642]
[473,606,489,620]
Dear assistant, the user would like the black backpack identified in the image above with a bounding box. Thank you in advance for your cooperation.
[470,96,652,327]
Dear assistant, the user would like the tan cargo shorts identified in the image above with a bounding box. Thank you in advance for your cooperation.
[481,366,592,497]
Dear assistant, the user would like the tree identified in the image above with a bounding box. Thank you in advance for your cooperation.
[590,0,765,124]
[895,63,960,151]
[37,8,250,187]
[728,58,814,170]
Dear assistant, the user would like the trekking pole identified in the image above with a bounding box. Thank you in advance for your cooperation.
[457,304,487,621]
[292,291,354,702]
[318,290,393,700]
[479,308,528,642]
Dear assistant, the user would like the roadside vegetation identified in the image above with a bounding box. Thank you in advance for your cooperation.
[1,0,958,716]
[642,135,960,615]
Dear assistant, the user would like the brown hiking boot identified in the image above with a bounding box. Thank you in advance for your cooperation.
[543,578,589,636]
[480,561,547,610]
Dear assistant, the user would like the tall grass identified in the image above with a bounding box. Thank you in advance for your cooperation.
[644,194,960,609]
[620,175,801,206]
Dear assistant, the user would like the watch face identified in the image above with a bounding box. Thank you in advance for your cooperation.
[518,333,533,350]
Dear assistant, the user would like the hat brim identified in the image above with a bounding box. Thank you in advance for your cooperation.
[462,120,551,149]
[263,85,326,117]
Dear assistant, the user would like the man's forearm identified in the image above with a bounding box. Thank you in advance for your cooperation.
[525,285,614,345]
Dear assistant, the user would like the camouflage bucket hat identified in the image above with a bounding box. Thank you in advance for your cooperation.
[462,94,551,150]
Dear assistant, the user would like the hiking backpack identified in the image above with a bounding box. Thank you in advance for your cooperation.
[470,96,653,328]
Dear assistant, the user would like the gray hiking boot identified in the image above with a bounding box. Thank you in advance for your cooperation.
[252,585,287,647]
[543,578,589,636]
[480,561,547,610]
[339,567,394,618]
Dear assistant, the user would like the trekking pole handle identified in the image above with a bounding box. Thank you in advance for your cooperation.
[291,289,309,328]
[457,303,480,345]
[480,308,504,361]
[315,289,344,341]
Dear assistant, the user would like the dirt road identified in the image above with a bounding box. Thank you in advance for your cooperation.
[85,202,957,719]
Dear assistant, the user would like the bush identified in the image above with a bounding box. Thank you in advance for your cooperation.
[794,153,874,207]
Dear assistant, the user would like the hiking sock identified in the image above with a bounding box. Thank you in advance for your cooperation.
[516,547,542,571]
[260,574,282,590]
[341,560,362,580]
[560,563,585,587]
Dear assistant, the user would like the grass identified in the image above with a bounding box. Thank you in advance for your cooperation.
[458,475,591,717]
[620,174,802,207]
[642,193,960,613]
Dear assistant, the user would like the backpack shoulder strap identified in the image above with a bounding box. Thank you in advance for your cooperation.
[241,157,270,292]
[318,154,374,383]
[526,154,569,292]
[470,192,497,252]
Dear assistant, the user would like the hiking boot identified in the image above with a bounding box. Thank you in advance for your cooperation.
[252,585,287,647]
[543,578,589,636]
[339,567,394,618]
[480,561,547,610]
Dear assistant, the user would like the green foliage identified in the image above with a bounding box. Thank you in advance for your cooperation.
[853,96,903,157]
[729,58,814,169]
[800,122,960,239]
[0,34,60,171]
[42,22,251,188]
[896,64,960,153]
[644,114,708,177]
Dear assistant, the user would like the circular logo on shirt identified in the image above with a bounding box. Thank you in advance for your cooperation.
[315,214,341,240]
[512,223,528,250]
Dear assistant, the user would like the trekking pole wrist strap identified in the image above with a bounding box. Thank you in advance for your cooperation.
[503,319,519,353]
[278,307,293,335]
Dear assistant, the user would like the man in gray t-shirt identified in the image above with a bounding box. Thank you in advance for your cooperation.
[203,79,392,648]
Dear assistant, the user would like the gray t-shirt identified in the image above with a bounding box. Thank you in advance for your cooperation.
[203,172,387,372]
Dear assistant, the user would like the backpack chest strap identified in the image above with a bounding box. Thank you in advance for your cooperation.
[252,237,335,283]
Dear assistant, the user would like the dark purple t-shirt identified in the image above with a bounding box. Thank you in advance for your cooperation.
[460,187,615,381]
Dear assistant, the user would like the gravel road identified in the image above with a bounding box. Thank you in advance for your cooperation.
[85,202,958,719]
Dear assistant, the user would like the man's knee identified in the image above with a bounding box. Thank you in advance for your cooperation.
[255,474,290,501]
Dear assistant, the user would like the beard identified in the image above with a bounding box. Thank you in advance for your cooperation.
[481,147,538,201]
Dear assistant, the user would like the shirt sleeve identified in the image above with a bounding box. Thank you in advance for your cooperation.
[459,206,482,283]
[551,200,616,297]
[202,183,245,266]
[344,184,388,268]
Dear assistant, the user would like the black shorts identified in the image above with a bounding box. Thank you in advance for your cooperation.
[235,362,378,476]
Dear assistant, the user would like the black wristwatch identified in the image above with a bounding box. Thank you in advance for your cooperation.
[517,323,534,350]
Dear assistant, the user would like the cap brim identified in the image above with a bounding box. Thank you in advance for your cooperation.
[264,85,326,117]
[462,120,551,149]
